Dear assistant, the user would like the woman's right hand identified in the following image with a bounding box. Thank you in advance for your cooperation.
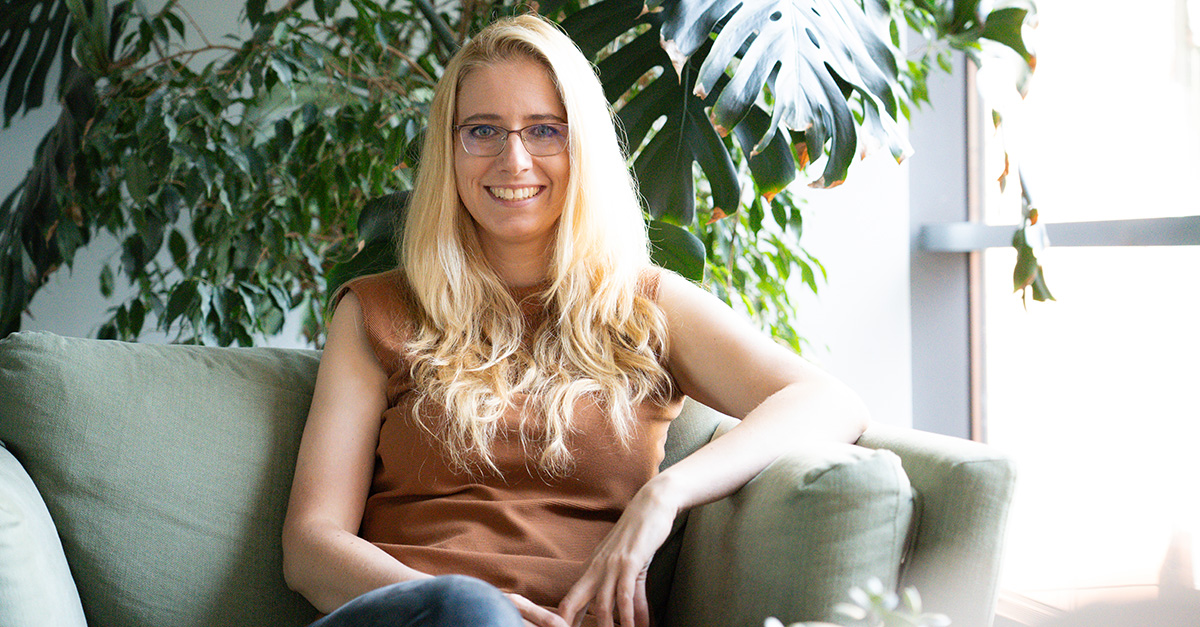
[507,593,571,627]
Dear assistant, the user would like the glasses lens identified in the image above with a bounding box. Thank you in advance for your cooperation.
[460,125,505,156]
[520,124,567,156]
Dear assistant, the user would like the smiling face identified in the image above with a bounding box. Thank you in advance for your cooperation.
[454,57,570,278]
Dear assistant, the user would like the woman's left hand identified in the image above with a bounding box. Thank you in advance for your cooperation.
[508,592,571,627]
[557,478,681,627]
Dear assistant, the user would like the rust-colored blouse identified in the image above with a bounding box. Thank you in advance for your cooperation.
[339,270,684,611]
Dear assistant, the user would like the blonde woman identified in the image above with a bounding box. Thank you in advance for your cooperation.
[282,13,868,627]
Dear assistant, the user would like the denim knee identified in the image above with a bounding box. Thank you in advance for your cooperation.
[419,575,523,627]
[309,575,523,627]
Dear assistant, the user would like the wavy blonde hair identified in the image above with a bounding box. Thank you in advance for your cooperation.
[399,14,672,476]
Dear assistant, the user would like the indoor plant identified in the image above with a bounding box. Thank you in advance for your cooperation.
[0,0,1037,344]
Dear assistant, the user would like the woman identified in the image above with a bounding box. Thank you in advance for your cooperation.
[282,14,869,627]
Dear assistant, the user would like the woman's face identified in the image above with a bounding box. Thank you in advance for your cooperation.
[454,57,570,268]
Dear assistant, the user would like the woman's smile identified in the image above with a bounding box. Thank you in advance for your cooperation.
[487,185,545,202]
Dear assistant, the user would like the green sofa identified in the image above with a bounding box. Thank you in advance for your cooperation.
[0,331,1015,627]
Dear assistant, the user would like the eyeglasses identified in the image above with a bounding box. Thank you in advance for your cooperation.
[454,123,569,157]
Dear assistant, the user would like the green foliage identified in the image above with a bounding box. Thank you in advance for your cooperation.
[695,191,824,355]
[30,0,432,344]
[2,0,1041,347]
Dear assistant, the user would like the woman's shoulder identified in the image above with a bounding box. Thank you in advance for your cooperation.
[639,265,703,305]
[333,269,420,336]
[334,269,411,312]
[331,269,419,371]
[637,265,668,302]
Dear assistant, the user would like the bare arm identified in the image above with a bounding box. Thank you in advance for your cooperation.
[282,293,431,613]
[648,269,870,509]
[559,270,869,627]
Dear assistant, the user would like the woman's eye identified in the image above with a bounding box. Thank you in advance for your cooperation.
[528,124,560,139]
[469,125,500,138]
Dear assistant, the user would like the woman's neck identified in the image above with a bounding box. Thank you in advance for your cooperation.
[480,241,552,289]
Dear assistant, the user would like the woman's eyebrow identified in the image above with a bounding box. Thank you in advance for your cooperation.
[459,112,567,125]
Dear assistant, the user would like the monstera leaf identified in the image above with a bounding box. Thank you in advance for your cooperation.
[666,0,911,186]
[1,0,71,124]
[560,0,798,277]
[558,0,910,206]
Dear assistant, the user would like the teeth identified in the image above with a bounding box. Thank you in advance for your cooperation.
[489,186,540,201]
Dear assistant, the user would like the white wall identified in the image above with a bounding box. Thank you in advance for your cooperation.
[796,153,914,428]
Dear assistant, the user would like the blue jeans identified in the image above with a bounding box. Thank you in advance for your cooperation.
[309,575,524,627]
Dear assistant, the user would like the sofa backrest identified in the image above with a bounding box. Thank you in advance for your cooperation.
[0,332,324,627]
[0,331,724,627]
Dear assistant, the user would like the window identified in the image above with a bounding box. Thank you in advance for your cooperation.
[914,0,1200,619]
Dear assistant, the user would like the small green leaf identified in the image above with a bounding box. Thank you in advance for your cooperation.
[125,156,151,204]
[121,235,148,278]
[1012,242,1038,292]
[648,220,706,281]
[1031,266,1055,302]
[247,0,267,25]
[165,280,199,327]
[99,264,114,298]
[771,198,788,227]
[128,300,146,337]
[270,56,293,85]
[163,10,186,39]
[169,229,189,271]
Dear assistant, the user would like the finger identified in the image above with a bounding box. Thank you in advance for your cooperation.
[594,561,620,627]
[526,606,570,627]
[557,579,594,626]
[615,572,634,627]
[509,594,571,627]
[634,574,650,627]
[619,562,648,624]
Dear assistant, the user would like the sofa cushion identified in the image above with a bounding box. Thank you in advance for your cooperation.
[664,419,916,627]
[0,443,88,626]
[0,332,322,627]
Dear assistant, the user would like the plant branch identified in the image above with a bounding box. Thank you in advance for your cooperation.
[411,0,460,58]
[175,4,215,49]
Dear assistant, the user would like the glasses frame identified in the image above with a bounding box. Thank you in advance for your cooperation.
[453,122,570,157]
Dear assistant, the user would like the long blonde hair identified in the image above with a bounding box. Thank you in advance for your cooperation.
[399,15,671,476]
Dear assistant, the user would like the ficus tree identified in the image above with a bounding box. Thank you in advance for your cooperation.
[0,0,1039,346]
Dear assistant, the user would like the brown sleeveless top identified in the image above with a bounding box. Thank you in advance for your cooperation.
[338,270,684,610]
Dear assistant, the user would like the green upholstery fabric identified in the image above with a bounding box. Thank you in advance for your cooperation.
[0,331,1013,627]
[858,424,1017,627]
[645,399,727,624]
[0,443,88,627]
[0,332,322,627]
[665,414,915,627]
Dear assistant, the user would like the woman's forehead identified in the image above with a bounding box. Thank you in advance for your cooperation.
[455,57,565,122]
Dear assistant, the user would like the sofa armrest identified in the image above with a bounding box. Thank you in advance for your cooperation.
[662,423,915,627]
[0,443,88,627]
[857,424,1017,627]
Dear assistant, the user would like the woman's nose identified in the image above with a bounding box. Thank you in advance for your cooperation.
[495,132,534,172]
